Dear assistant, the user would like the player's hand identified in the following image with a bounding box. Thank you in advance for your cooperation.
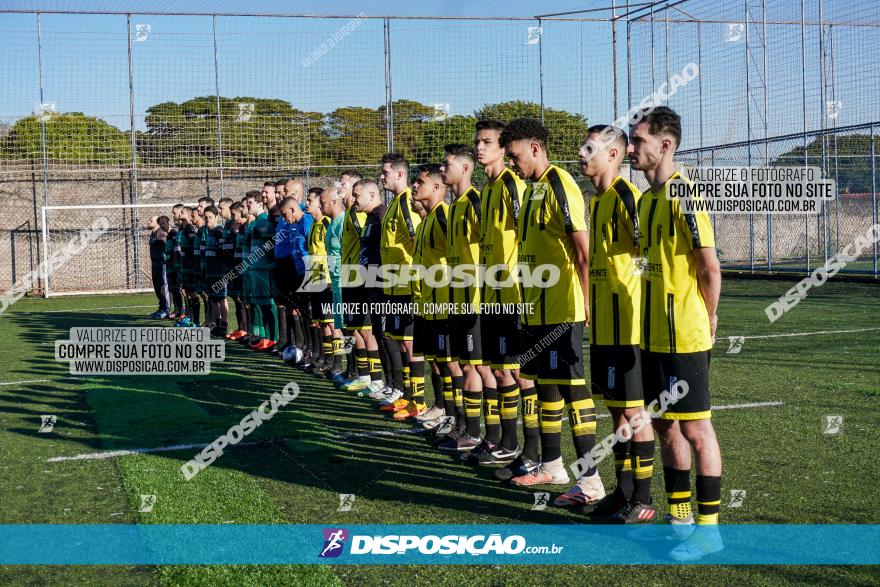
[708,312,717,344]
[584,302,591,327]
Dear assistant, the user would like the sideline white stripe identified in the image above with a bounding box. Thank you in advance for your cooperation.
[46,439,271,463]
[721,327,880,341]
[0,379,50,386]
[47,400,784,461]
[337,400,785,441]
[22,305,156,314]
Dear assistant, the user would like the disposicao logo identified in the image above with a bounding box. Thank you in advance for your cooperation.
[319,528,348,558]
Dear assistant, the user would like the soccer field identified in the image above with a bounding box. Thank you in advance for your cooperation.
[0,276,877,585]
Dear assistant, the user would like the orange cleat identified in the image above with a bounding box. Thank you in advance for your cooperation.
[227,329,247,340]
[392,402,426,421]
[379,398,409,413]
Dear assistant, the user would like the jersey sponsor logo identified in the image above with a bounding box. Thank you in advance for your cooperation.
[438,335,446,350]
[466,334,474,352]
[549,350,558,370]
[607,366,616,389]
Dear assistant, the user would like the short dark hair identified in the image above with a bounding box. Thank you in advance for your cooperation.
[475,119,506,134]
[274,178,289,187]
[340,169,362,181]
[204,205,219,216]
[380,152,409,174]
[172,203,184,211]
[279,196,297,210]
[157,215,169,224]
[264,181,275,188]
[308,187,323,198]
[245,190,262,200]
[230,202,243,212]
[587,124,628,149]
[444,143,475,166]
[500,118,549,150]
[417,164,443,182]
[198,196,214,206]
[218,197,233,206]
[638,106,681,147]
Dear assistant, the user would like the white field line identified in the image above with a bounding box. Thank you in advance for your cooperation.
[720,327,880,340]
[0,379,50,386]
[46,399,784,461]
[21,305,157,314]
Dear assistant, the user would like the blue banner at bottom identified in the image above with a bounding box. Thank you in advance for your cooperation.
[1,524,877,565]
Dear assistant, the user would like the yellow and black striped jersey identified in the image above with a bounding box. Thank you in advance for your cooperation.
[381,188,421,296]
[307,216,330,285]
[638,171,715,354]
[480,168,525,307]
[447,186,481,312]
[413,201,449,320]
[518,164,588,326]
[341,203,367,267]
[589,176,642,346]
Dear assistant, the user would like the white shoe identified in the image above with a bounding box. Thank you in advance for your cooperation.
[628,513,696,541]
[368,384,390,400]
[414,405,445,423]
[429,416,456,433]
[359,380,385,397]
[378,389,403,406]
[511,458,570,487]
[553,472,605,507]
[668,525,724,561]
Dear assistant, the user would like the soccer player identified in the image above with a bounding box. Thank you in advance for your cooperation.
[377,153,422,415]
[320,185,347,377]
[345,179,387,395]
[305,189,334,374]
[285,178,306,207]
[566,124,655,519]
[202,206,228,337]
[225,202,248,340]
[176,207,200,327]
[246,193,279,350]
[148,215,170,318]
[501,118,602,498]
[628,107,722,558]
[165,205,185,319]
[193,208,213,328]
[338,171,372,391]
[472,120,540,477]
[408,165,452,429]
[261,183,289,354]
[281,192,316,366]
[436,144,497,454]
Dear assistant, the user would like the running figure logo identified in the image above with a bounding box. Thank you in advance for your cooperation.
[319,528,349,558]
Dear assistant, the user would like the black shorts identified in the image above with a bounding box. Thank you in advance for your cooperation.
[386,294,414,341]
[274,258,297,306]
[449,314,486,365]
[426,319,452,363]
[207,274,227,300]
[520,322,586,385]
[310,288,334,323]
[641,350,712,420]
[413,316,428,357]
[590,344,643,407]
[482,314,522,370]
[346,285,382,330]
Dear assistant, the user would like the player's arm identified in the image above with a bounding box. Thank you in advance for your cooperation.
[694,247,720,343]
[570,230,590,326]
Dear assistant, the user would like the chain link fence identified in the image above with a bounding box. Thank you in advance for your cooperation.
[1,1,878,294]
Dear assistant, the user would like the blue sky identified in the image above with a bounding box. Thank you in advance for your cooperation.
[1,1,878,151]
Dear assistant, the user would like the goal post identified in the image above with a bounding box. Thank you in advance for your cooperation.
[40,203,195,297]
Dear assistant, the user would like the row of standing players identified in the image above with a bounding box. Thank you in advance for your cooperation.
[147,108,724,560]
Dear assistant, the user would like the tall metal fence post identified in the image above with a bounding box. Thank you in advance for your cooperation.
[127,14,141,289]
[383,18,394,153]
[801,0,810,274]
[36,12,50,296]
[538,18,545,124]
[762,0,772,270]
[871,124,878,276]
[745,0,754,271]
[212,15,225,199]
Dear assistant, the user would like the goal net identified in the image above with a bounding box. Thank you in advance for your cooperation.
[40,203,192,297]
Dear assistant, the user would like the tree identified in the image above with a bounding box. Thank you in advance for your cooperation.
[1,113,131,165]
[773,134,879,194]
[475,101,588,162]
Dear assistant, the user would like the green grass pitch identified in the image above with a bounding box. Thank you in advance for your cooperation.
[0,277,878,585]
